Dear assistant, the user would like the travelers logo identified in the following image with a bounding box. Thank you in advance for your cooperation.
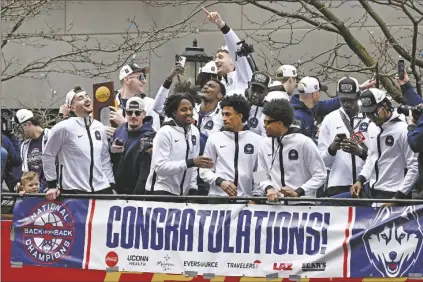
[21,202,74,264]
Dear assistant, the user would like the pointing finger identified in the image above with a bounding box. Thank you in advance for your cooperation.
[202,7,210,14]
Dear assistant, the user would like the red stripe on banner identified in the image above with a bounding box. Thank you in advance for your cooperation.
[84,200,96,270]
[343,206,354,277]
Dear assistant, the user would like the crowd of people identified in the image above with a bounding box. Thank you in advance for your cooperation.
[2,11,423,206]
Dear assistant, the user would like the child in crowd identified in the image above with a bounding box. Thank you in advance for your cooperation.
[18,171,40,196]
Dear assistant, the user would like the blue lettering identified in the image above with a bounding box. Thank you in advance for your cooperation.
[266,211,275,254]
[306,212,323,255]
[121,206,136,249]
[180,209,195,251]
[223,210,234,253]
[164,209,181,251]
[322,213,330,251]
[273,212,291,255]
[288,213,307,255]
[236,210,251,253]
[208,210,224,253]
[134,207,151,249]
[253,211,268,254]
[151,208,166,250]
[106,206,121,248]
[197,210,211,252]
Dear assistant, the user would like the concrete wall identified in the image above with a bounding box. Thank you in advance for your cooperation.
[2,0,422,108]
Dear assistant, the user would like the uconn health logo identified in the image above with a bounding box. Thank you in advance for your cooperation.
[20,202,75,264]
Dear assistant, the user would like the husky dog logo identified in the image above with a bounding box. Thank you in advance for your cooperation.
[362,206,423,278]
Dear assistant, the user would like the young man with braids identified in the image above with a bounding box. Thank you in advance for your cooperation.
[145,94,213,200]
[258,99,326,204]
[200,94,263,203]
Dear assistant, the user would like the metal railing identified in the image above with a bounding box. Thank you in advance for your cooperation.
[2,192,423,205]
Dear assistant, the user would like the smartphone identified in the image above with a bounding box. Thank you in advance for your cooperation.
[398,59,405,80]
[336,133,347,140]
[115,139,124,146]
[175,55,186,68]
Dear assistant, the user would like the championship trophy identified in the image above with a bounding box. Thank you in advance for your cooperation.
[93,82,118,127]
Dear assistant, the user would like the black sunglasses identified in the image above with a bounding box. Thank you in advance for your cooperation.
[126,110,142,117]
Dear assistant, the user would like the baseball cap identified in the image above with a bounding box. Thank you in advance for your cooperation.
[126,97,145,111]
[199,61,218,75]
[250,71,271,89]
[359,88,387,113]
[309,76,328,92]
[14,109,34,125]
[298,76,320,94]
[119,63,149,80]
[337,77,360,99]
[265,81,289,101]
[65,86,86,107]
[276,65,297,78]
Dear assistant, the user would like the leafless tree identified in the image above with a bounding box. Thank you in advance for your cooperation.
[231,0,423,101]
[1,0,217,83]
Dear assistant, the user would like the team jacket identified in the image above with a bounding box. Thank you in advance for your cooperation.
[258,132,327,199]
[358,112,418,198]
[145,120,200,195]
[318,108,370,188]
[220,24,253,93]
[200,130,263,197]
[42,117,115,192]
[193,103,224,138]
[247,106,266,137]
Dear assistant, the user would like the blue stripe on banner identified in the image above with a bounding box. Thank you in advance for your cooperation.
[10,198,89,268]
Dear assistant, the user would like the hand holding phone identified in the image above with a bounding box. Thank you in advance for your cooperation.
[175,55,186,68]
[336,133,347,140]
[398,58,405,81]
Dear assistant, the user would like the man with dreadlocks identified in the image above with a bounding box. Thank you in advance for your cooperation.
[145,94,213,201]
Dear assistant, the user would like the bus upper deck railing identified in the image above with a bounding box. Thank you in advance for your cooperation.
[2,192,423,205]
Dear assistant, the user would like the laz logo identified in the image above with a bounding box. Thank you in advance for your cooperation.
[273,262,293,271]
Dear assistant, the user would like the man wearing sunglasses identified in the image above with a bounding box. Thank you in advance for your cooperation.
[107,63,160,136]
[349,88,418,201]
[110,97,156,195]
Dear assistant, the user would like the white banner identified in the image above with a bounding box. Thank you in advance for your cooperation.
[85,200,352,278]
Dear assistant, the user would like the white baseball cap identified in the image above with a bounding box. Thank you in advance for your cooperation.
[359,88,387,113]
[126,97,146,111]
[265,91,289,102]
[119,63,149,80]
[15,109,34,125]
[298,76,320,94]
[276,65,298,78]
[65,86,86,107]
[199,61,218,75]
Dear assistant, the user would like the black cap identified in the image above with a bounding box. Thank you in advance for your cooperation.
[337,77,360,99]
[250,71,271,89]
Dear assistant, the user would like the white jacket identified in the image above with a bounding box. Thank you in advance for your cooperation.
[200,130,263,197]
[193,103,224,137]
[258,133,327,199]
[21,128,51,172]
[358,112,418,197]
[220,26,253,93]
[145,121,200,195]
[42,117,114,192]
[247,106,266,137]
[318,108,370,188]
